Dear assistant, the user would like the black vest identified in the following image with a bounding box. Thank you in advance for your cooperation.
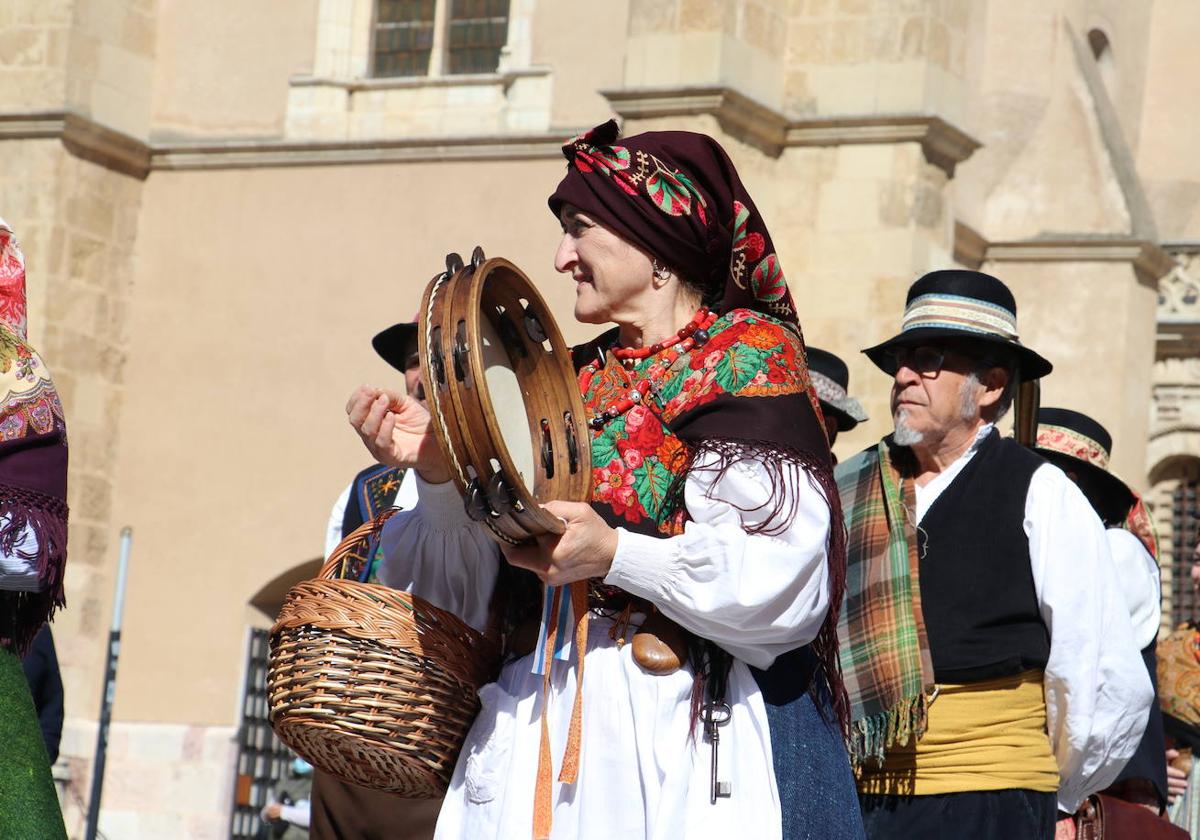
[918,431,1051,684]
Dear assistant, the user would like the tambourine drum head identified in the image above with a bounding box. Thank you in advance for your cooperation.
[479,311,536,485]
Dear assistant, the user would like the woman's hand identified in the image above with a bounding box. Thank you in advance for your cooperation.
[345,384,451,483]
[501,500,618,586]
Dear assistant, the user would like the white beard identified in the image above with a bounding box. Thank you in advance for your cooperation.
[892,410,924,446]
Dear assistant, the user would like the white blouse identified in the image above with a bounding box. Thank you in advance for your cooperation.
[376,453,833,840]
[914,425,1153,813]
[0,514,40,592]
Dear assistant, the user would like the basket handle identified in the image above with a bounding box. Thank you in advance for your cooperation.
[318,506,402,581]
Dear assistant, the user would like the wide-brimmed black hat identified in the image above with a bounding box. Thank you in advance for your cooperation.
[1034,407,1135,524]
[807,346,868,432]
[371,320,418,372]
[863,270,1053,380]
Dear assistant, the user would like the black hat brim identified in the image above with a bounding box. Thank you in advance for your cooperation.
[819,401,861,433]
[371,323,418,373]
[863,327,1053,380]
[1036,449,1136,524]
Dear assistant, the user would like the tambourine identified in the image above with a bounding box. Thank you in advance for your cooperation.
[419,247,592,544]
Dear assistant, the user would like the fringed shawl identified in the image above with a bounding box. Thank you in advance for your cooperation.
[0,324,68,656]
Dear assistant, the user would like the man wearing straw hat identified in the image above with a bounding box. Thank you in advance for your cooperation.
[836,269,1152,838]
[806,346,868,455]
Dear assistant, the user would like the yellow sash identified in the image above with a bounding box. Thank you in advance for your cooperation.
[857,669,1060,796]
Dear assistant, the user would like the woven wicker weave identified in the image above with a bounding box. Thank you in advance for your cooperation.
[267,511,500,796]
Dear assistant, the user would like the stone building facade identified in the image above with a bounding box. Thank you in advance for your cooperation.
[0,0,1196,835]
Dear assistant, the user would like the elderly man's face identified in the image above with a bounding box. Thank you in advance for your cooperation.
[402,345,426,406]
[888,344,984,445]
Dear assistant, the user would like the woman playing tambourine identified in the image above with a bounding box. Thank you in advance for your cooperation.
[346,121,862,840]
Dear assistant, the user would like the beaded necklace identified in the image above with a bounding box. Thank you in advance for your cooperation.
[580,307,718,430]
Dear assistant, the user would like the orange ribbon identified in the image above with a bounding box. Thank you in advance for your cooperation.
[532,581,590,839]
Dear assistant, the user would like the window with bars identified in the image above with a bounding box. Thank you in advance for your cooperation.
[1170,480,1200,626]
[372,0,510,78]
[228,628,294,840]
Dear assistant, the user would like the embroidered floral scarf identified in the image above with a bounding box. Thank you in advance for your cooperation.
[0,221,68,656]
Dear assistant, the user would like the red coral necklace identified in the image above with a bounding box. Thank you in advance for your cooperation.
[581,307,717,430]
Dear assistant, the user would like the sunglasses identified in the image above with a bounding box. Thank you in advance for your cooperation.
[881,345,947,378]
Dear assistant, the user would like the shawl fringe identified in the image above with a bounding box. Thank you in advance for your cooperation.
[0,485,68,656]
[850,692,929,766]
[666,437,851,738]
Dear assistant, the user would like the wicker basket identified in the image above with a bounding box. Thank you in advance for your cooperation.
[267,510,500,797]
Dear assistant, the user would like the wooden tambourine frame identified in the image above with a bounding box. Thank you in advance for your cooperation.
[418,248,592,544]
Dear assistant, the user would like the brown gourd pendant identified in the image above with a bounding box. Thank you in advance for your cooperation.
[632,610,687,675]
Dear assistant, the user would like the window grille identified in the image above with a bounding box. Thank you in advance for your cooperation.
[447,0,510,75]
[373,0,437,77]
[1170,480,1200,627]
[229,628,293,840]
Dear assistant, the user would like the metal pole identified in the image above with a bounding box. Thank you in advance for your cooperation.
[84,526,132,840]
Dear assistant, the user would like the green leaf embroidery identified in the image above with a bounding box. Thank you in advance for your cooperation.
[632,457,674,520]
[715,343,772,393]
[645,169,695,216]
[750,254,786,302]
[591,422,621,468]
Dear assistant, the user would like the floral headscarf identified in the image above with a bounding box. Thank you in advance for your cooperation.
[549,119,797,324]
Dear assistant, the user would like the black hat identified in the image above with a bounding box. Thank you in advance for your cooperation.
[371,321,418,372]
[863,270,1053,380]
[807,346,868,432]
[1034,407,1136,524]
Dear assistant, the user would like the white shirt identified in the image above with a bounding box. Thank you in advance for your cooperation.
[0,514,40,592]
[1105,527,1161,650]
[376,454,833,840]
[914,424,1153,813]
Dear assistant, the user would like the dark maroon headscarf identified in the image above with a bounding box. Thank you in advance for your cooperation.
[549,119,797,324]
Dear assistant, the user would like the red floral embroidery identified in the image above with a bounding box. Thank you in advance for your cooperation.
[594,457,642,523]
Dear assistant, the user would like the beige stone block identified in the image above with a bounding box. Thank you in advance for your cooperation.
[121,10,156,58]
[76,471,113,522]
[679,0,728,31]
[926,19,949,68]
[835,144,896,179]
[66,233,108,280]
[807,64,877,113]
[838,0,871,14]
[830,18,865,62]
[899,14,926,58]
[630,0,679,34]
[743,1,786,54]
[0,28,47,66]
[806,0,831,15]
[786,21,827,63]
[816,178,880,231]
[783,69,816,113]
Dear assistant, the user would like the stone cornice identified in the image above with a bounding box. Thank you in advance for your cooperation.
[0,111,151,179]
[984,236,1176,288]
[602,85,981,175]
[150,133,572,171]
[0,110,575,175]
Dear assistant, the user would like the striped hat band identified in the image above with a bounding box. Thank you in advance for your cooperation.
[901,293,1018,341]
[1036,424,1110,470]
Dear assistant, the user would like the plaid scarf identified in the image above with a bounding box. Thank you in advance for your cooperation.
[835,439,934,765]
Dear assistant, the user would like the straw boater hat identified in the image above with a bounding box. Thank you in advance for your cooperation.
[1034,407,1136,525]
[806,346,868,432]
[863,269,1053,380]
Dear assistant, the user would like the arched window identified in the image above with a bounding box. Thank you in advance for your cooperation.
[1150,457,1200,628]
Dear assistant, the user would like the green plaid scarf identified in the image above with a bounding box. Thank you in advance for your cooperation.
[835,439,934,765]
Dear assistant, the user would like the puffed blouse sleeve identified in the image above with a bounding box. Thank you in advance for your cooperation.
[374,475,502,634]
[603,450,832,670]
[0,514,42,593]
